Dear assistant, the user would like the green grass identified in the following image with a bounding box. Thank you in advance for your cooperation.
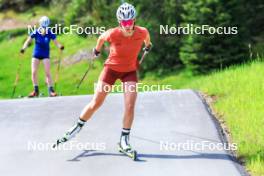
[185,61,264,175]
[142,69,198,89]
[144,61,264,175]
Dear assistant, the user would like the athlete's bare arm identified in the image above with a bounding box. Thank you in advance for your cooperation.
[22,36,32,50]
[53,39,64,49]
[95,33,107,51]
[144,31,152,47]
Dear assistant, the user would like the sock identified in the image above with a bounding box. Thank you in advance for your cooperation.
[120,128,131,149]
[121,128,131,136]
[77,118,86,127]
[34,85,39,93]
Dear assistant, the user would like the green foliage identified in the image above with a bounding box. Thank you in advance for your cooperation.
[134,0,183,76]
[243,0,264,39]
[0,0,49,11]
[0,29,26,42]
[51,0,120,38]
[179,0,250,74]
[64,0,88,25]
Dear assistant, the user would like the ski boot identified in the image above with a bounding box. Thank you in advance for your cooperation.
[53,119,85,148]
[28,91,39,98]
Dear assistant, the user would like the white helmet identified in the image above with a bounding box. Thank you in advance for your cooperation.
[116,3,136,21]
[39,16,50,28]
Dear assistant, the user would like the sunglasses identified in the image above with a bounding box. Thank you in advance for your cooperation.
[120,20,134,27]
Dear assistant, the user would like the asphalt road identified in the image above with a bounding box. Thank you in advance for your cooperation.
[0,90,247,176]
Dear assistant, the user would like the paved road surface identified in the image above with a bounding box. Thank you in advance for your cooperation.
[0,90,247,176]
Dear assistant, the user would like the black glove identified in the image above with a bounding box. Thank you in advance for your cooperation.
[93,48,100,57]
[60,45,64,50]
[143,44,152,53]
[20,48,25,54]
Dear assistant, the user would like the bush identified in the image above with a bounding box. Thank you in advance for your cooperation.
[0,0,48,11]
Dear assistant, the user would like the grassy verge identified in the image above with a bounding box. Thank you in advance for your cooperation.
[187,61,264,175]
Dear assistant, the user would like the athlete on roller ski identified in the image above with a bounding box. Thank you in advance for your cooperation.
[20,16,64,98]
[53,3,152,160]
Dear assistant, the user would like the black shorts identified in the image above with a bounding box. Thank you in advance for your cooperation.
[33,55,49,60]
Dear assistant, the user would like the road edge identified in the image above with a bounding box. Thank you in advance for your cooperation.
[192,90,250,176]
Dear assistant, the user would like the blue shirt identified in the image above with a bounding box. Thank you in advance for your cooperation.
[30,29,56,58]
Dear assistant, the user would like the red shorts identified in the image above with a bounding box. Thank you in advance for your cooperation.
[99,66,138,85]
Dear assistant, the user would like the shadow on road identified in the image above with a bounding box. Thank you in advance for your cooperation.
[68,150,238,163]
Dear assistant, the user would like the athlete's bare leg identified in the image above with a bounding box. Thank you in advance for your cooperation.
[80,81,111,121]
[31,58,40,86]
[122,81,137,129]
[42,59,53,87]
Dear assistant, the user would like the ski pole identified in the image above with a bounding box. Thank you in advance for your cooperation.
[139,51,148,64]
[11,53,24,98]
[54,49,63,90]
[76,59,94,90]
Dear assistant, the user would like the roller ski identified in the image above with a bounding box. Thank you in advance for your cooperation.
[118,130,137,161]
[118,142,138,161]
[28,91,39,98]
[53,118,86,148]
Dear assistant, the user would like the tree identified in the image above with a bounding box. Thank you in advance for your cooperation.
[134,0,183,76]
[179,0,250,74]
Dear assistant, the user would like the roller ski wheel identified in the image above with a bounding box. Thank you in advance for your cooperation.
[52,136,68,148]
[118,143,137,161]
